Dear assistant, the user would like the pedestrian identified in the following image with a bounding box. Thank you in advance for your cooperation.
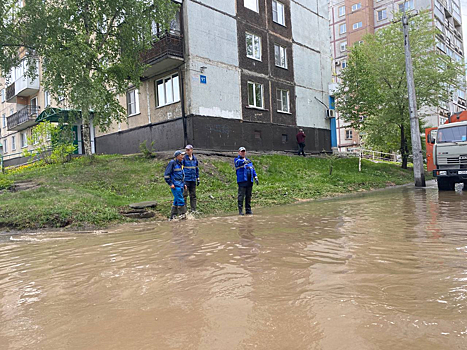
[296,128,306,156]
[235,147,259,216]
[182,144,200,213]
[164,150,187,220]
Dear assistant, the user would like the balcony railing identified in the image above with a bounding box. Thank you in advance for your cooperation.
[6,83,15,101]
[141,32,184,65]
[7,105,41,131]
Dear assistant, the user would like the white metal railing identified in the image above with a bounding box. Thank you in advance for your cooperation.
[340,148,400,163]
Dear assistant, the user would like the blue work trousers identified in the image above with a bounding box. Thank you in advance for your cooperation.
[171,186,185,206]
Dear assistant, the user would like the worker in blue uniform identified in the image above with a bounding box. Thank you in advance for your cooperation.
[164,150,187,220]
[234,147,259,215]
[182,144,200,212]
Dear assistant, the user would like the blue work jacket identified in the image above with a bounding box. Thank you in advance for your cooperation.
[235,156,257,184]
[182,154,199,182]
[164,159,185,188]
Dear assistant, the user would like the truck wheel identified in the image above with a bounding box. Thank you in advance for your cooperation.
[438,178,455,191]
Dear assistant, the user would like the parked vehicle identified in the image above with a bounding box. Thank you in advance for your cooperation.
[426,111,467,191]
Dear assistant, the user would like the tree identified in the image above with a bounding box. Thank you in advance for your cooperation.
[335,11,465,169]
[0,0,178,155]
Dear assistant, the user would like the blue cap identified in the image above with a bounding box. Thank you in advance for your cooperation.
[174,150,184,157]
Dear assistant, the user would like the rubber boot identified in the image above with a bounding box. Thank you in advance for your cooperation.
[178,205,187,220]
[190,198,197,213]
[169,206,178,221]
[238,206,244,216]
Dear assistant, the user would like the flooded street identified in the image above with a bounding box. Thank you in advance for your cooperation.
[1,181,466,349]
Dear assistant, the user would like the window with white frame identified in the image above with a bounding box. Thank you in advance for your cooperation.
[342,61,347,68]
[340,42,347,52]
[272,0,285,26]
[2,113,5,128]
[244,0,258,12]
[274,44,287,69]
[247,81,264,108]
[351,3,361,11]
[21,132,27,147]
[339,23,346,34]
[399,0,414,11]
[126,88,140,116]
[32,129,38,145]
[346,129,352,139]
[377,9,387,21]
[11,135,16,150]
[246,32,261,60]
[3,138,7,153]
[1,89,4,103]
[338,6,345,16]
[277,89,290,113]
[44,90,50,107]
[353,22,362,30]
[156,73,180,108]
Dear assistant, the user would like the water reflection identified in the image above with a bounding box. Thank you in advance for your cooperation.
[0,182,466,349]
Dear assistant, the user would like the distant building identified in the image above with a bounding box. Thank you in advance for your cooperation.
[329,0,465,152]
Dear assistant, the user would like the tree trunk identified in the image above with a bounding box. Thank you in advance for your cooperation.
[400,124,408,169]
[82,120,92,156]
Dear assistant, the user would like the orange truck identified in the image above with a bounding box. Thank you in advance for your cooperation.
[425,110,467,190]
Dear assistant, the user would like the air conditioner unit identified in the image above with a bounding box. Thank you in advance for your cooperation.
[326,109,335,118]
[335,61,341,66]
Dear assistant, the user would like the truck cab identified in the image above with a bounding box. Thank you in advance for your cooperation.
[431,120,467,190]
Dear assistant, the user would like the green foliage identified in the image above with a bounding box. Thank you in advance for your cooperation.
[0,0,178,153]
[139,140,156,159]
[0,154,417,230]
[335,11,465,168]
[0,174,13,190]
[22,121,76,164]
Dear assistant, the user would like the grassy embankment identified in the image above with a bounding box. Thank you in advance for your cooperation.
[0,153,418,230]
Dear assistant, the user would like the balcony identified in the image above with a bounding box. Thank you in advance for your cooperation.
[140,32,184,79]
[5,73,40,103]
[7,105,41,131]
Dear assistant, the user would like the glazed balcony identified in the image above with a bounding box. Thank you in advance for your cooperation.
[7,105,41,131]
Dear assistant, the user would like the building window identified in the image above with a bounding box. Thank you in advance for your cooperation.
[156,73,180,108]
[11,135,16,150]
[338,6,345,17]
[2,113,5,128]
[399,0,414,11]
[339,23,346,34]
[126,88,140,116]
[351,3,361,11]
[342,61,347,68]
[340,42,347,52]
[44,90,50,107]
[274,44,287,69]
[377,9,387,21]
[246,32,261,61]
[277,89,290,113]
[21,132,27,148]
[346,129,353,139]
[3,138,7,153]
[282,134,288,143]
[353,22,363,30]
[247,81,264,109]
[255,130,262,139]
[272,0,285,26]
[244,0,259,12]
[1,89,4,103]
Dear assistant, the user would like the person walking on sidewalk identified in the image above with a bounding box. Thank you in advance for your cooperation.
[164,150,187,220]
[235,147,259,216]
[296,128,306,157]
[182,144,200,213]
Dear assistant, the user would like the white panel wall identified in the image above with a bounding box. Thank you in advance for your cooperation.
[291,1,320,50]
[195,0,236,16]
[185,1,238,67]
[295,86,329,128]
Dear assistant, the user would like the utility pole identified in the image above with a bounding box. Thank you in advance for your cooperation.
[401,4,426,187]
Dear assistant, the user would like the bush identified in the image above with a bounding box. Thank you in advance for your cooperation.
[140,140,156,159]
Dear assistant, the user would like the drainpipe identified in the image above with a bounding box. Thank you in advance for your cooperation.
[179,3,188,146]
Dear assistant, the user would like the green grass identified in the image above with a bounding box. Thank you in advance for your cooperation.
[0,154,419,230]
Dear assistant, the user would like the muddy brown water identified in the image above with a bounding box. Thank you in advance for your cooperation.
[0,181,466,349]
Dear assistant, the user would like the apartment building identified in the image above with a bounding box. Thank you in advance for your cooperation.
[329,0,465,152]
[94,0,332,156]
